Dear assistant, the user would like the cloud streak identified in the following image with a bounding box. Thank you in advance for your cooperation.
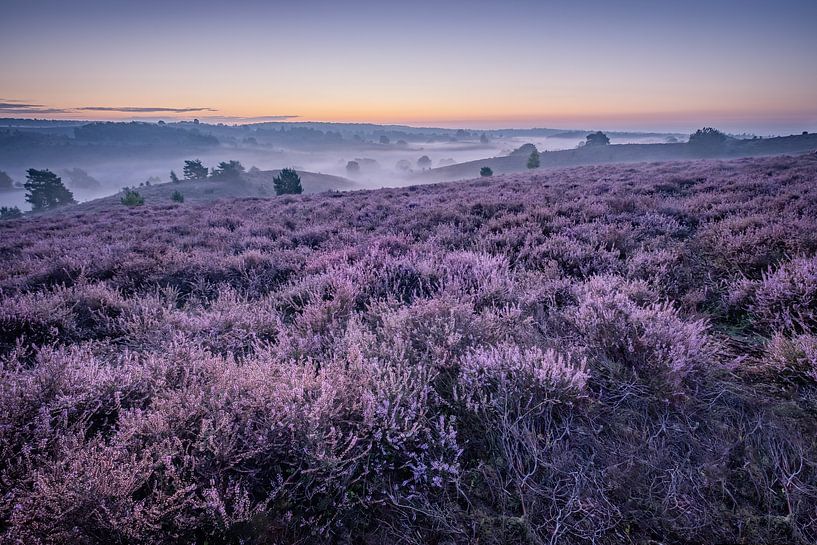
[0,99,301,122]
[76,106,217,113]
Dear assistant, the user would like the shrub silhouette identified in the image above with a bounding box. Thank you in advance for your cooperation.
[527,149,540,169]
[689,127,728,147]
[480,166,493,177]
[171,191,184,203]
[585,131,610,146]
[0,206,22,220]
[120,188,144,206]
[273,168,303,195]
[211,160,245,181]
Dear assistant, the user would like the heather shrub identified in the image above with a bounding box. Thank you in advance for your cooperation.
[764,332,817,385]
[570,275,719,393]
[750,256,817,333]
[1,155,816,544]
[458,344,588,414]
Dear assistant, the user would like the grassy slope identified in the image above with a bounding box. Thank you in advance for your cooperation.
[417,133,817,183]
[86,169,356,207]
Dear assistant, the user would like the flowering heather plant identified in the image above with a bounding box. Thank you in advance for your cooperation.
[1,154,817,544]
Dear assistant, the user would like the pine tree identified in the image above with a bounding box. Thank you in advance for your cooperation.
[273,168,303,195]
[183,159,208,180]
[24,169,76,211]
[527,149,540,169]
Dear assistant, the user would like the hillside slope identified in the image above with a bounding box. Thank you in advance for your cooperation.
[86,168,356,207]
[417,132,817,182]
[1,154,816,544]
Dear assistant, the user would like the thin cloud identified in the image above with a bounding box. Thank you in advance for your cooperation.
[0,101,72,114]
[77,106,218,113]
[0,99,298,121]
[197,115,300,123]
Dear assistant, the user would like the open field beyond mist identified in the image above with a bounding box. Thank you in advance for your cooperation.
[2,154,817,544]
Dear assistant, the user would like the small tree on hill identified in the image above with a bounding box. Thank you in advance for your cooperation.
[480,166,493,177]
[211,160,245,181]
[527,149,540,169]
[170,170,180,183]
[417,155,432,170]
[688,127,728,147]
[346,161,360,175]
[273,168,303,195]
[183,159,208,180]
[0,170,14,190]
[24,169,76,212]
[120,188,144,206]
[585,131,610,146]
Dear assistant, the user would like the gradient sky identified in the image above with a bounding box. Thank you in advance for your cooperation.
[1,0,816,133]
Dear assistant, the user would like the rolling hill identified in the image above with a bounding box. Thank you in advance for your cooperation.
[416,132,817,183]
[1,154,816,544]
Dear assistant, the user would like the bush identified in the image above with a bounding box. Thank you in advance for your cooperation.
[171,191,184,203]
[120,188,144,206]
[689,127,728,148]
[480,166,493,177]
[0,206,22,220]
[273,168,303,195]
[585,131,610,146]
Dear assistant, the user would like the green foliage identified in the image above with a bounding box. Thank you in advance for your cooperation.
[171,191,184,203]
[480,166,493,177]
[0,170,14,190]
[24,169,76,212]
[182,159,208,180]
[170,170,180,183]
[273,168,303,195]
[585,131,610,146]
[527,149,540,169]
[120,188,144,207]
[0,206,22,220]
[211,160,245,180]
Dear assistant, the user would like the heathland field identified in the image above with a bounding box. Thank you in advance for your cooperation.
[2,154,816,544]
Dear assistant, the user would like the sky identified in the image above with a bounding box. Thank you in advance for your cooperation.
[1,0,816,134]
